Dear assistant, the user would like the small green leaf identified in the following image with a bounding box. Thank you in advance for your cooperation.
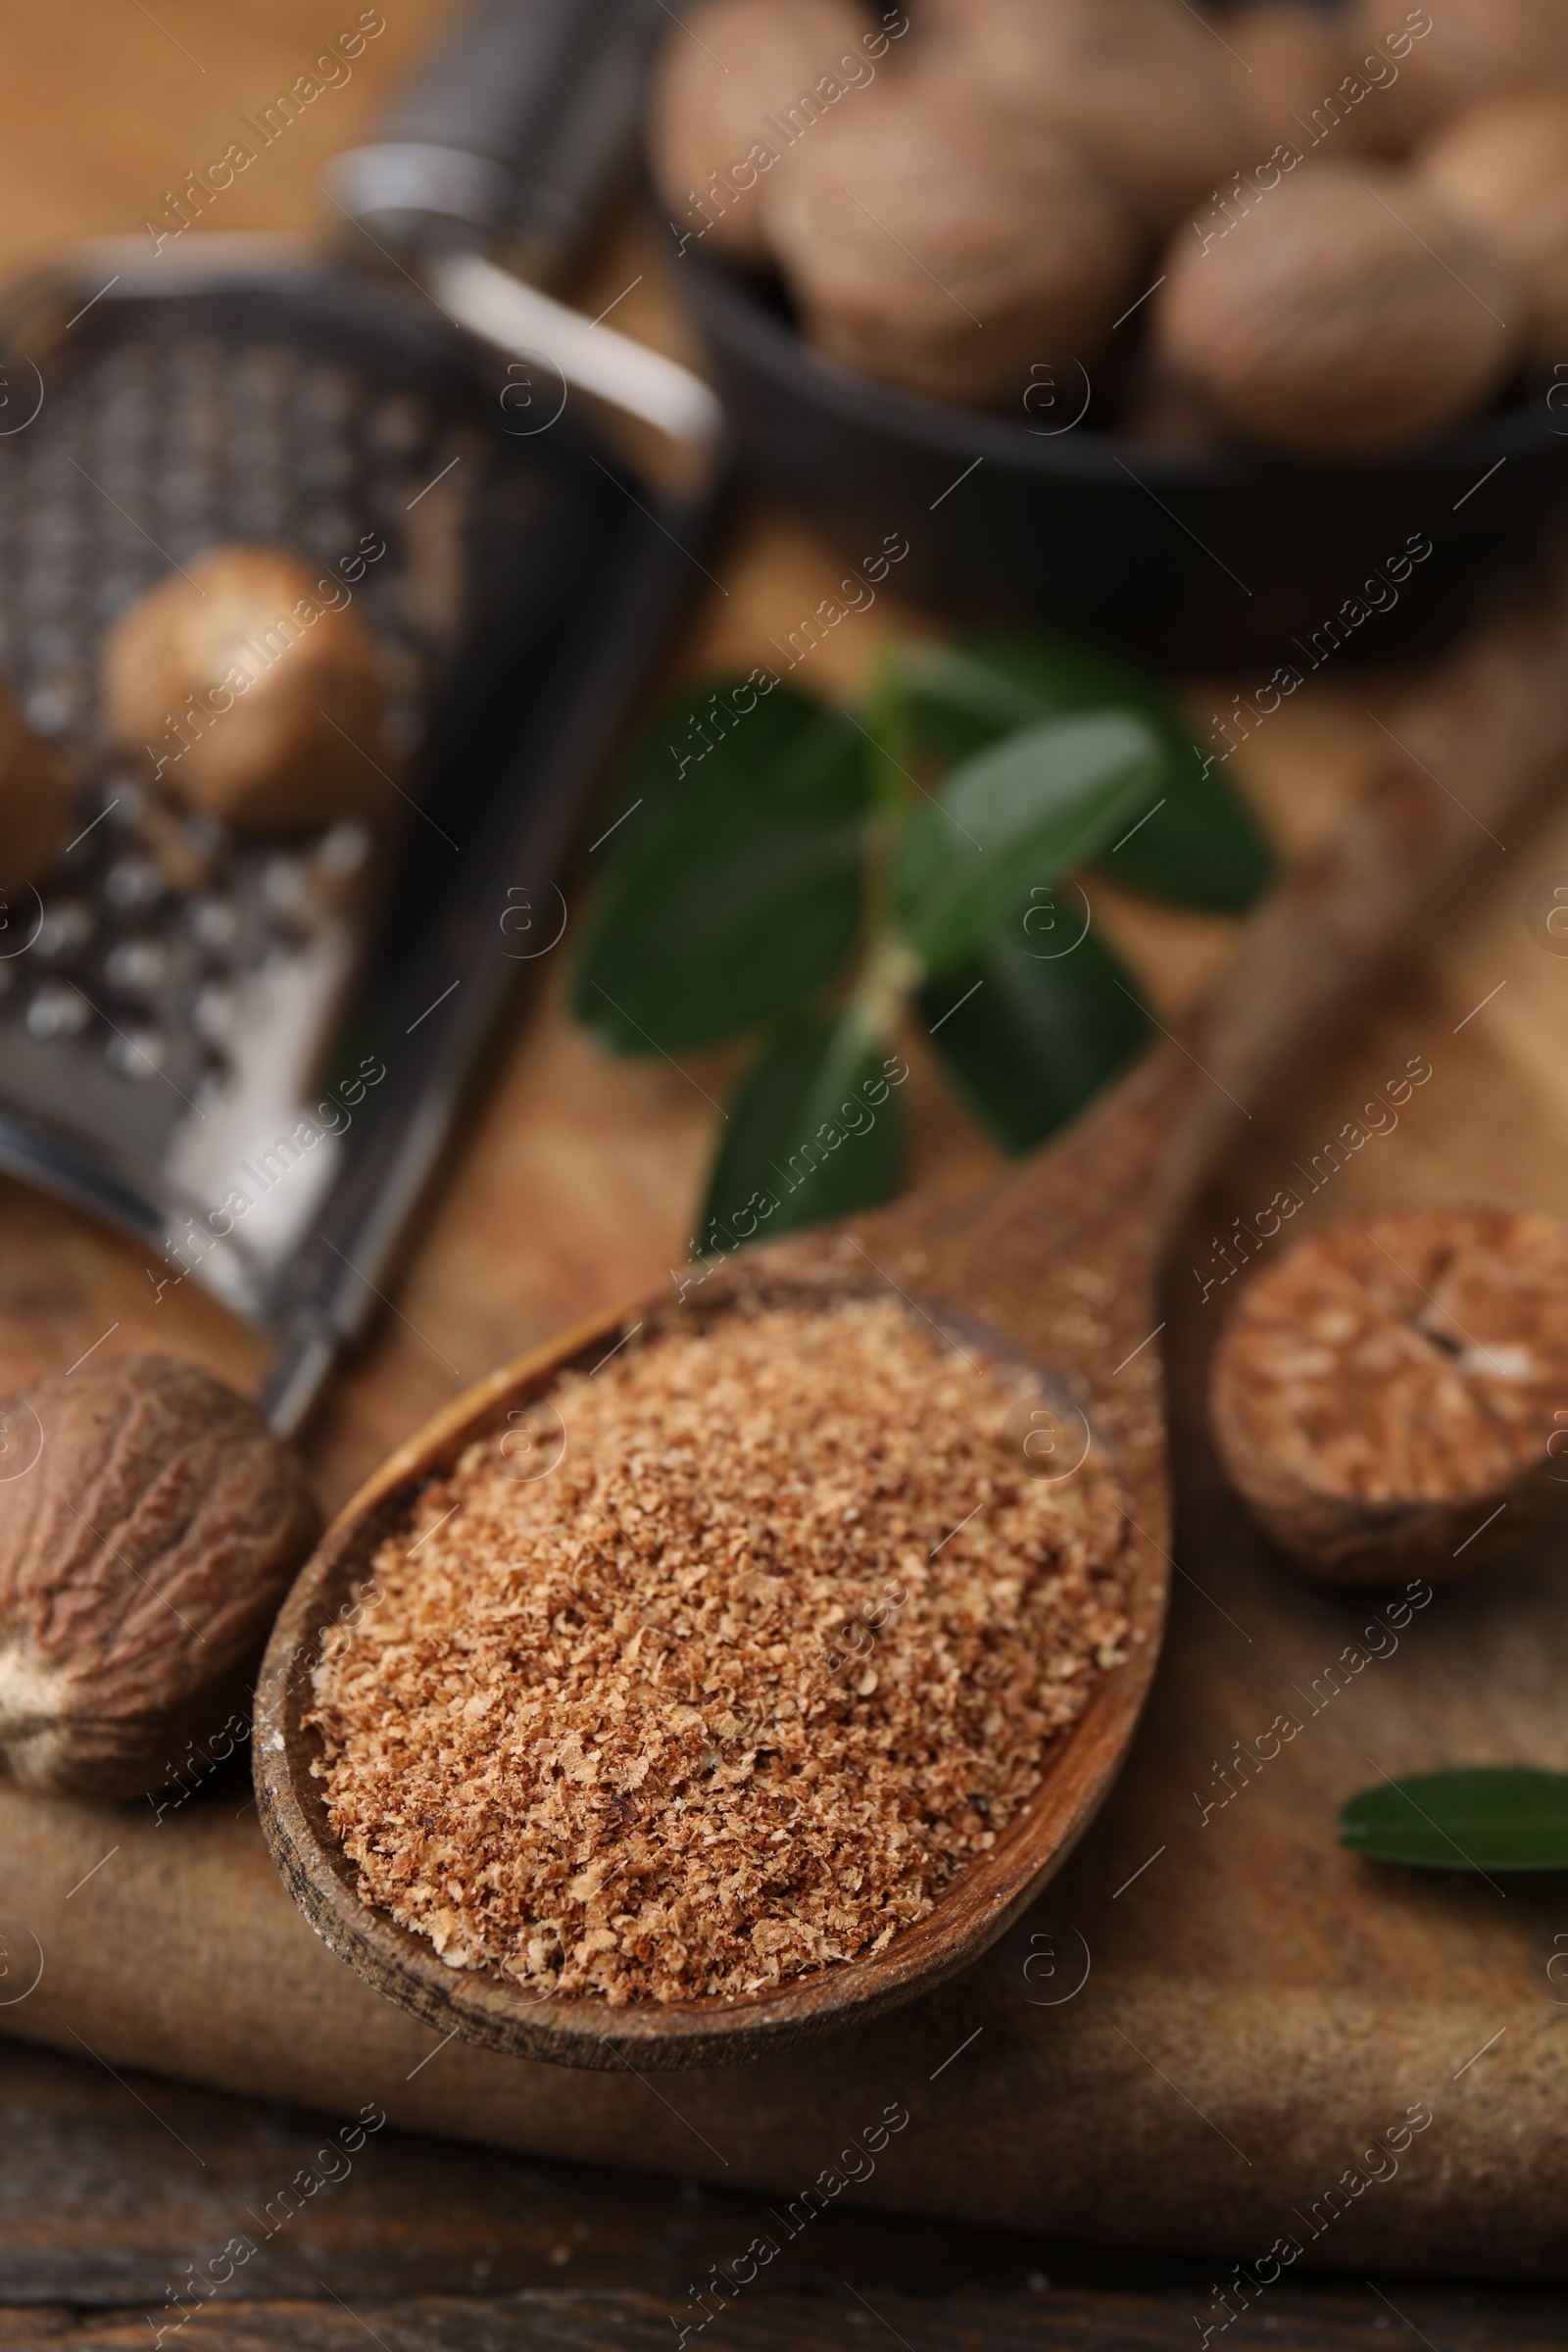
[575,684,868,1054]
[895,632,1273,913]
[920,922,1150,1154]
[893,638,1062,764]
[698,1009,905,1248]
[1339,1766,1568,1871]
[604,674,828,814]
[893,712,1163,973]
[859,653,916,820]
[1095,753,1273,912]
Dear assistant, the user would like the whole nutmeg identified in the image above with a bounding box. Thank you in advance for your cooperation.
[1222,5,1405,164]
[1419,97,1568,361]
[650,0,879,266]
[766,74,1141,407]
[0,1353,319,1800]
[1348,0,1568,129]
[919,0,1250,230]
[101,544,390,835]
[1150,162,1521,458]
[1210,1208,1568,1589]
[0,683,73,892]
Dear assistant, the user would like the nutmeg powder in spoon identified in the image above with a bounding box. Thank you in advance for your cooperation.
[309,1295,1133,2006]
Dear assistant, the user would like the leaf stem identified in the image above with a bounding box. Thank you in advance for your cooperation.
[849,934,923,1051]
[822,660,927,1060]
[861,657,917,821]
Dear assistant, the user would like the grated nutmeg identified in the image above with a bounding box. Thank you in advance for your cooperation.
[309,1296,1131,2006]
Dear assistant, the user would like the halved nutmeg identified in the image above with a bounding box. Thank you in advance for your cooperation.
[0,1353,319,1800]
[1209,1208,1568,1588]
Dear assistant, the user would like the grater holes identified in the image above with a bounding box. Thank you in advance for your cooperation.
[104,1021,170,1081]
[103,857,166,914]
[0,313,482,1117]
[366,391,433,457]
[32,901,95,962]
[102,937,170,997]
[24,978,91,1042]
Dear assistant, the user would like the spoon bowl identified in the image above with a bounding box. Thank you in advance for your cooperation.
[255,1259,1165,2068]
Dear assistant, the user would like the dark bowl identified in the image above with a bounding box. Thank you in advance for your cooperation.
[679,250,1568,667]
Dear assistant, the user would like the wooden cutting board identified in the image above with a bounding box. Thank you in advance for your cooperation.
[2,0,1567,2287]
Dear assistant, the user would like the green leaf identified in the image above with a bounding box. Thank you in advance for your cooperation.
[574,683,868,1054]
[919,921,1150,1153]
[893,637,1065,764]
[1097,750,1273,912]
[894,632,1273,913]
[698,1009,905,1249]
[859,652,916,821]
[892,712,1163,973]
[1339,1766,1568,1872]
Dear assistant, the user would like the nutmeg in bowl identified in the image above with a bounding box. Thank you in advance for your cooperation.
[1148,163,1522,462]
[1418,97,1568,362]
[763,74,1141,407]
[1347,0,1568,126]
[1223,4,1403,163]
[662,0,1568,660]
[916,0,1250,230]
[649,0,885,265]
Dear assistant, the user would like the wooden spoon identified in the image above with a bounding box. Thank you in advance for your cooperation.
[257,561,1568,2069]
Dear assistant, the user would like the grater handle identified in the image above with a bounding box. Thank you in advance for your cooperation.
[329,0,663,284]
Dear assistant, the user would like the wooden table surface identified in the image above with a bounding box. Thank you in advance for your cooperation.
[3,2,1568,2343]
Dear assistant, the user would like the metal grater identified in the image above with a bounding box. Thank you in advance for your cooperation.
[0,0,723,1432]
[0,287,484,1323]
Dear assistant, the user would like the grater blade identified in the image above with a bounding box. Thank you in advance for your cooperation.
[0,243,712,1391]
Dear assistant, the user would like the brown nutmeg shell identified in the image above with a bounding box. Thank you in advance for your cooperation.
[649,0,879,265]
[918,0,1250,230]
[1150,162,1522,459]
[101,543,390,835]
[766,74,1141,407]
[1347,0,1568,131]
[1222,5,1407,164]
[1210,1208,1568,1590]
[0,1353,319,1799]
[1418,96,1568,362]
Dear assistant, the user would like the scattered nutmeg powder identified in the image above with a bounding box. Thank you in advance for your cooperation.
[309,1295,1132,2006]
